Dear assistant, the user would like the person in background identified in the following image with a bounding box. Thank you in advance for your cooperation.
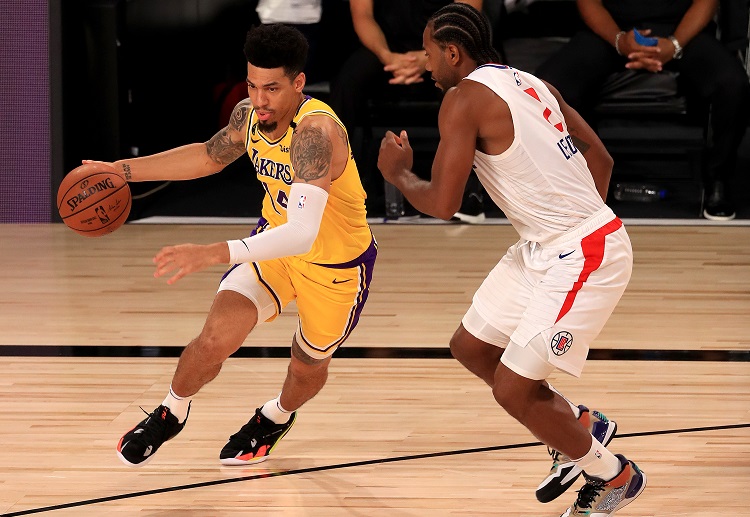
[378,4,646,515]
[536,0,750,220]
[256,0,324,83]
[329,0,483,217]
[331,0,483,128]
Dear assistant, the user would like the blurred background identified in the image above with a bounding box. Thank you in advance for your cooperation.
[2,0,749,224]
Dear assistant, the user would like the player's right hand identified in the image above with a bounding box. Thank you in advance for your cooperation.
[377,130,413,184]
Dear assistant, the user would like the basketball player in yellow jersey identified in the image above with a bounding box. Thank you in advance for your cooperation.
[97,24,377,467]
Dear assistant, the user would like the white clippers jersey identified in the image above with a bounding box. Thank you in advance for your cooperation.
[466,65,608,244]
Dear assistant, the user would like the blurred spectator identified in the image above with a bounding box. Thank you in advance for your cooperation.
[536,0,750,221]
[329,0,484,216]
[256,0,325,83]
[330,0,483,131]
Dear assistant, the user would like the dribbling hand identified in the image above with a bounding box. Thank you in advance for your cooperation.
[153,242,228,284]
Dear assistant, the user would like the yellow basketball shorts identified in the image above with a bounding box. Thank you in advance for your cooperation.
[219,234,377,360]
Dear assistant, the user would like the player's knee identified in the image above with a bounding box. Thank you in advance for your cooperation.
[290,337,331,373]
[449,331,466,362]
[492,382,527,421]
[492,382,514,412]
[449,325,477,364]
[189,331,239,364]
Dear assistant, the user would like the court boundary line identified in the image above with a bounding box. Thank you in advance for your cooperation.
[126,215,750,227]
[3,423,749,516]
[0,345,748,361]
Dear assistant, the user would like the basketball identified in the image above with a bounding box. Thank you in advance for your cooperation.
[57,163,131,237]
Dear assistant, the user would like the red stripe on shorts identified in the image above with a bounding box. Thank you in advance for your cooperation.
[555,217,623,323]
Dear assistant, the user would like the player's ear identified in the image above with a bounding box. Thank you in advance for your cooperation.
[446,44,460,64]
[294,72,306,92]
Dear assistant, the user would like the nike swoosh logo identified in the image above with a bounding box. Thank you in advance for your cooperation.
[559,251,575,259]
[250,137,260,143]
[332,278,351,284]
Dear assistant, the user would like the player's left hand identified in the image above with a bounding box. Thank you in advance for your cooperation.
[153,243,228,284]
[377,130,413,184]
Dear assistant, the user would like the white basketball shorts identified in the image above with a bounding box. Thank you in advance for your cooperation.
[463,208,633,378]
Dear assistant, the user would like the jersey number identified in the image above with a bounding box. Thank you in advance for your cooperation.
[523,87,564,132]
[523,86,577,160]
[276,189,289,209]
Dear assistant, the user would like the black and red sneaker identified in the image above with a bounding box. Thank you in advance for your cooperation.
[220,408,296,465]
[116,404,189,467]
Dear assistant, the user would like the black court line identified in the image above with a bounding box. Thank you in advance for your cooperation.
[1,345,748,362]
[3,422,749,516]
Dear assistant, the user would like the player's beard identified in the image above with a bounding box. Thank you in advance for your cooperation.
[258,120,278,134]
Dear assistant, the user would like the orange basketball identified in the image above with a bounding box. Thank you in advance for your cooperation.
[57,163,131,237]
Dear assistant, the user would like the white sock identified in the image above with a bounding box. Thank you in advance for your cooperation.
[574,436,622,481]
[161,385,191,423]
[261,395,293,424]
[547,382,581,418]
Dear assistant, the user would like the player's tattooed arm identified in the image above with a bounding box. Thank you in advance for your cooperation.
[205,98,251,166]
[121,163,132,180]
[290,124,333,182]
[335,123,347,148]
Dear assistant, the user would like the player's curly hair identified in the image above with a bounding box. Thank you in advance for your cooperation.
[428,3,500,65]
[244,24,308,78]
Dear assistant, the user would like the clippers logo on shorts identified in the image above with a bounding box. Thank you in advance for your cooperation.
[550,331,573,356]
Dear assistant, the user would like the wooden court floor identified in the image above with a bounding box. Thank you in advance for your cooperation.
[1,222,749,516]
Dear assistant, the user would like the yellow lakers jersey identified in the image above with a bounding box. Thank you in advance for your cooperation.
[244,96,372,264]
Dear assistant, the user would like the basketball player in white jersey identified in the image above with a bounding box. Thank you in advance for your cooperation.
[378,4,645,516]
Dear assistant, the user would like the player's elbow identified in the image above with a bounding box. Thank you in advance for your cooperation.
[433,207,458,221]
[288,220,318,255]
[296,235,316,255]
[432,196,462,220]
[590,145,614,172]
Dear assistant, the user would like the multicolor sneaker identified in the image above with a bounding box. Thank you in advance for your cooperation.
[561,454,647,516]
[117,404,189,467]
[537,405,617,503]
[219,408,296,465]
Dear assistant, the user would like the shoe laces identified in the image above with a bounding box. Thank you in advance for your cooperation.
[547,446,562,466]
[229,410,275,444]
[135,405,171,442]
[573,478,606,509]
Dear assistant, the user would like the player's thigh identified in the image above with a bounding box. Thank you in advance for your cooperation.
[500,334,556,382]
[468,241,533,338]
[218,260,296,324]
[512,229,632,376]
[292,259,374,360]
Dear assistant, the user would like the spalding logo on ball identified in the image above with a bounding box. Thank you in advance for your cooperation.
[57,162,131,237]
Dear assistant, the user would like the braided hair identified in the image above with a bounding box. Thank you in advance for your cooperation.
[427,3,500,65]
